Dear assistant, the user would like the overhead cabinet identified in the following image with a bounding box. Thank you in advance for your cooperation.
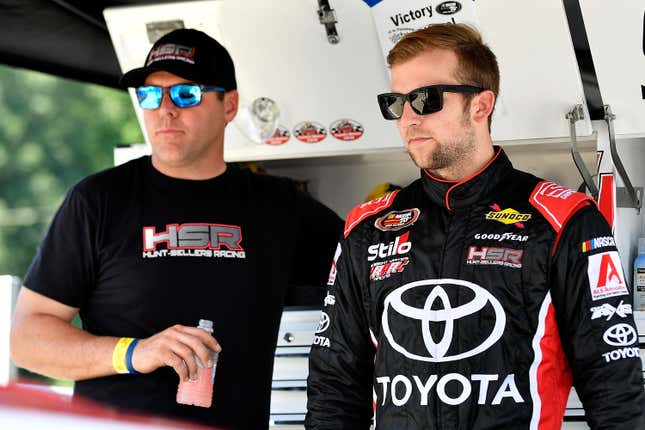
[105,0,593,161]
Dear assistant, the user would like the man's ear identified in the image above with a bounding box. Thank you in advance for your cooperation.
[471,90,496,124]
[223,90,239,123]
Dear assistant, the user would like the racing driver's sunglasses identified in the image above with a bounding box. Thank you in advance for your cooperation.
[377,84,484,120]
[135,84,226,109]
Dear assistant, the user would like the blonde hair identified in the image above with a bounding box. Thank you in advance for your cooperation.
[388,23,499,127]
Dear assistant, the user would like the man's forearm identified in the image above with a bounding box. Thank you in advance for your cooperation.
[10,314,118,381]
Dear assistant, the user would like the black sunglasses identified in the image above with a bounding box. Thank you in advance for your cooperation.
[377,84,484,120]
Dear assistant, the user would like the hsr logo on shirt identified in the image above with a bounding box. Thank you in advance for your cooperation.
[142,223,246,259]
[466,247,523,269]
[588,251,628,300]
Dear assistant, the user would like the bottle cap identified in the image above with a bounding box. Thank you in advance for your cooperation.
[198,319,214,333]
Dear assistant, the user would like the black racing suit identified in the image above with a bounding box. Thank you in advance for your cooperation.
[306,148,645,429]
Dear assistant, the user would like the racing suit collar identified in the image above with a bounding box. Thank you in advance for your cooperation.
[421,146,511,211]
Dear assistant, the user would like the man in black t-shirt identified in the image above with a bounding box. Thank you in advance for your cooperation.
[10,29,342,429]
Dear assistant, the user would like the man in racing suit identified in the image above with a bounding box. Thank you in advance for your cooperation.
[306,23,645,429]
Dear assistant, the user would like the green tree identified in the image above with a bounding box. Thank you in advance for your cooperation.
[0,65,143,278]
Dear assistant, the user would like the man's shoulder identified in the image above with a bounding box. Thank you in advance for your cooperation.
[525,180,593,233]
[244,170,294,188]
[495,169,595,233]
[343,180,421,239]
[236,169,303,200]
[74,156,146,196]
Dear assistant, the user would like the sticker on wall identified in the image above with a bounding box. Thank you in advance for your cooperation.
[264,125,290,146]
[435,1,462,16]
[293,121,327,143]
[362,0,479,64]
[330,119,364,141]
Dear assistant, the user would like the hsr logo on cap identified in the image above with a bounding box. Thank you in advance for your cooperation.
[147,43,196,66]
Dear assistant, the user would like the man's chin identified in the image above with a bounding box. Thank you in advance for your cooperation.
[407,150,431,170]
[152,150,189,168]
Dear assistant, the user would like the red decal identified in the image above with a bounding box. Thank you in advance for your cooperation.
[596,150,604,171]
[293,121,327,143]
[597,173,615,230]
[330,119,364,141]
[264,125,290,146]
[344,190,400,238]
[597,253,622,288]
[588,251,628,300]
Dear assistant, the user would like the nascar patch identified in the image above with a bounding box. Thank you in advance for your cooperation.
[581,236,615,252]
[588,251,628,300]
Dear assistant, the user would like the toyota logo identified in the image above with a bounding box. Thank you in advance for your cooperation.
[603,323,637,346]
[382,279,506,362]
[316,312,330,334]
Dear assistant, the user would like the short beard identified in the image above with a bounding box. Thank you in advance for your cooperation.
[409,115,476,175]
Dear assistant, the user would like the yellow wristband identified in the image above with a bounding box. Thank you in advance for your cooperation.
[112,337,135,374]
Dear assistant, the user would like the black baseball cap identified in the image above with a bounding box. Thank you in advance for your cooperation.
[120,28,237,90]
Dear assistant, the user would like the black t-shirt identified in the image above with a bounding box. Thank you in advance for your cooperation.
[24,156,342,429]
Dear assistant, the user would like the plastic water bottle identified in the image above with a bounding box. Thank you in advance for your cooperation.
[634,238,645,311]
[176,319,218,407]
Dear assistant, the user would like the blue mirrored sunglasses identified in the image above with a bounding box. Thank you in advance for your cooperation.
[135,84,226,109]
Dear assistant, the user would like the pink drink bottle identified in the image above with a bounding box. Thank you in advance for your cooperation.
[176,319,218,408]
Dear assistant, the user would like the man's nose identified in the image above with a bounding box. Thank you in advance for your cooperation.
[158,90,179,116]
[398,101,421,128]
